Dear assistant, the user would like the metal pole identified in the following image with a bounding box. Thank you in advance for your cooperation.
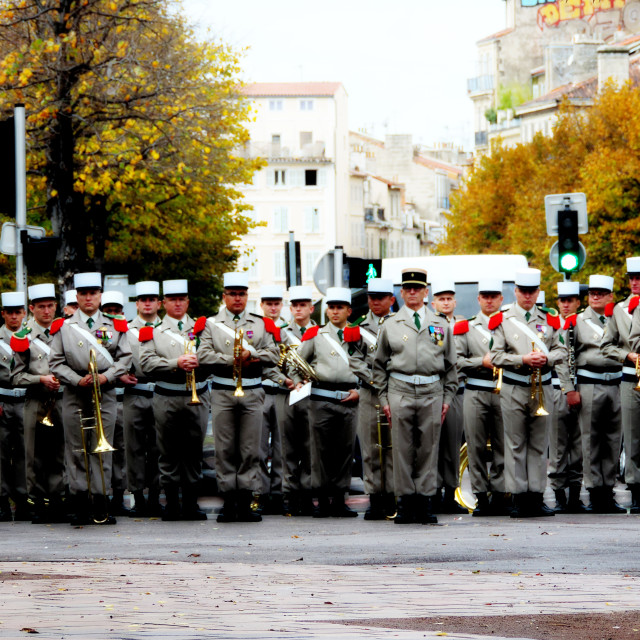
[287,231,297,287]
[14,104,27,300]
[333,245,343,287]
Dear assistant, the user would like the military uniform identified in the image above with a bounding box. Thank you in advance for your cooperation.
[490,296,569,516]
[11,318,65,520]
[455,313,505,514]
[49,308,132,522]
[296,313,369,516]
[139,313,210,520]
[197,307,279,522]
[566,302,622,511]
[372,302,458,523]
[124,315,161,515]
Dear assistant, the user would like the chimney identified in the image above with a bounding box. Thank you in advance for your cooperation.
[568,35,603,85]
[597,44,629,91]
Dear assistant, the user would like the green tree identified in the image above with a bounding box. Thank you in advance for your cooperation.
[0,0,261,312]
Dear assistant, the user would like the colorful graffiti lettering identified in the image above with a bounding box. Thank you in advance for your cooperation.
[521,0,556,6]
[535,0,626,29]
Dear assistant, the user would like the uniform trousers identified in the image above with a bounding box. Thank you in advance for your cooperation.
[123,391,160,494]
[153,390,210,488]
[0,399,27,500]
[277,394,311,494]
[387,378,443,497]
[500,382,552,494]
[437,390,464,489]
[578,383,622,489]
[259,390,284,495]
[62,386,116,495]
[548,387,582,491]
[620,381,640,485]
[111,395,126,492]
[309,397,357,494]
[463,388,505,494]
[212,387,264,493]
[357,387,393,495]
[23,395,65,498]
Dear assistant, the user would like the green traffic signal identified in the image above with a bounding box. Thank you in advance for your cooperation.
[558,209,580,273]
[560,253,579,272]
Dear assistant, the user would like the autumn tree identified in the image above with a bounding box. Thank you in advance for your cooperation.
[0,0,261,311]
[439,82,640,299]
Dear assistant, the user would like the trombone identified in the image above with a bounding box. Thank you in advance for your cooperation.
[184,340,202,406]
[375,404,396,519]
[530,340,549,416]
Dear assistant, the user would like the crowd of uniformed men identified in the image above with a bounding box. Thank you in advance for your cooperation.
[0,258,639,526]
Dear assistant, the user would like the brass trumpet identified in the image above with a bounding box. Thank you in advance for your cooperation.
[530,340,549,416]
[233,326,244,397]
[38,377,59,427]
[634,355,640,392]
[492,367,502,395]
[184,340,202,406]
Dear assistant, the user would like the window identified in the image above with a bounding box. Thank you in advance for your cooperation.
[300,99,313,111]
[272,134,281,145]
[365,207,374,222]
[305,169,317,186]
[269,100,283,111]
[273,251,286,280]
[305,251,320,279]
[304,207,320,233]
[300,131,312,147]
[379,239,387,258]
[273,206,288,233]
[268,169,287,186]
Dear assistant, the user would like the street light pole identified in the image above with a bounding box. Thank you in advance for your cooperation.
[14,104,27,301]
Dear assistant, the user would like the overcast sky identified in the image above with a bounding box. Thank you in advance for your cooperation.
[181,0,506,151]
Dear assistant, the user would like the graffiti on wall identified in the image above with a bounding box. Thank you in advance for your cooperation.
[521,0,626,29]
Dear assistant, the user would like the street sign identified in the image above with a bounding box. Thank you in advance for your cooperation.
[545,192,588,235]
[0,222,46,255]
[313,249,349,294]
[549,240,587,273]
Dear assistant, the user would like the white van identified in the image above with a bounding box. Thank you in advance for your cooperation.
[382,254,530,318]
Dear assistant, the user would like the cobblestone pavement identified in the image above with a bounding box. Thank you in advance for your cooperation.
[0,561,637,639]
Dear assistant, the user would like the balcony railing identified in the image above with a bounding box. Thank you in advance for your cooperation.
[467,75,494,93]
[236,141,327,160]
[475,131,488,146]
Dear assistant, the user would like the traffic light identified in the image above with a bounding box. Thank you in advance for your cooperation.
[344,257,382,288]
[557,208,580,273]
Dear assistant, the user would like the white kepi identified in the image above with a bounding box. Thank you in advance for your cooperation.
[223,272,249,289]
[588,275,614,291]
[478,278,502,293]
[515,269,541,288]
[1,292,25,308]
[74,272,102,289]
[627,257,640,274]
[135,281,160,298]
[325,287,351,304]
[163,279,188,296]
[557,281,580,297]
[64,289,77,305]
[288,285,313,302]
[367,278,394,294]
[28,283,56,301]
[260,284,284,299]
[431,279,456,295]
[102,290,124,307]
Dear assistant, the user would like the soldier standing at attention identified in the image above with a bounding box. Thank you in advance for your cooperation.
[548,281,587,513]
[123,281,163,517]
[352,278,396,520]
[565,275,623,513]
[258,284,287,516]
[11,284,65,523]
[49,272,132,525]
[197,272,280,523]
[0,292,29,521]
[430,280,467,515]
[490,268,570,518]
[296,287,369,518]
[278,285,317,516]
[603,256,640,514]
[372,269,458,525]
[454,278,507,516]
[139,279,210,521]
[63,290,78,319]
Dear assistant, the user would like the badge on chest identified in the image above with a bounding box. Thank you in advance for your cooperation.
[428,326,444,346]
[95,327,113,346]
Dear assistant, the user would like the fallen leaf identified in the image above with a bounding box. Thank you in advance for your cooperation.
[187,554,200,558]
[291,535,299,539]
[435,633,448,637]
[20,629,38,634]
[472,570,480,574]
[324,601,333,605]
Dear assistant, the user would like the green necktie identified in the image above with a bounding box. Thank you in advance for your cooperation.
[145,322,153,327]
[300,326,306,336]
[233,314,240,322]
[177,320,183,331]
[414,312,421,330]
[44,328,49,337]
[337,329,343,342]
[599,315,605,324]
[86,317,94,329]
[525,311,531,322]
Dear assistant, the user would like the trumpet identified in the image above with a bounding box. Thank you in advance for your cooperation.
[184,340,202,406]
[492,367,502,395]
[38,377,59,427]
[233,326,244,397]
[375,405,393,503]
[633,355,640,392]
[530,340,549,416]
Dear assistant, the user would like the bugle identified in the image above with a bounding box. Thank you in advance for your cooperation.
[233,326,244,397]
[184,340,202,406]
[38,378,59,427]
[530,340,549,416]
[492,367,502,395]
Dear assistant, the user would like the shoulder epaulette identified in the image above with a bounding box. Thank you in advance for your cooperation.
[487,311,503,331]
[564,313,578,329]
[113,316,129,333]
[628,296,640,314]
[453,319,469,335]
[541,306,557,316]
[10,326,32,353]
[343,326,361,342]
[138,326,154,342]
[249,312,263,319]
[350,315,367,327]
[605,302,616,317]
[193,316,207,335]
[379,312,395,326]
[301,325,320,342]
[262,317,281,342]
[49,318,65,335]
[546,311,561,330]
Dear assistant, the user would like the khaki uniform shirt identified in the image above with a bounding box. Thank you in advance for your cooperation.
[573,306,621,380]
[372,304,458,407]
[11,320,56,393]
[455,314,496,385]
[128,316,160,381]
[604,295,636,363]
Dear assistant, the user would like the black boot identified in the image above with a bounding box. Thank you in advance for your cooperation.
[0,496,11,522]
[69,492,91,526]
[236,490,262,522]
[510,492,530,518]
[440,487,467,515]
[330,492,358,518]
[472,492,491,517]
[394,495,415,524]
[629,484,640,515]
[567,485,590,513]
[147,486,164,517]
[162,485,181,521]
[262,494,285,516]
[430,488,444,514]
[128,490,147,517]
[13,497,33,522]
[312,494,331,518]
[90,494,117,525]
[529,492,555,517]
[182,484,207,521]
[283,493,298,517]
[110,489,131,516]
[216,491,238,523]
[364,494,386,521]
[298,492,316,516]
[383,493,397,517]
[554,488,568,513]
[416,495,438,524]
[489,491,511,516]
[602,486,626,514]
